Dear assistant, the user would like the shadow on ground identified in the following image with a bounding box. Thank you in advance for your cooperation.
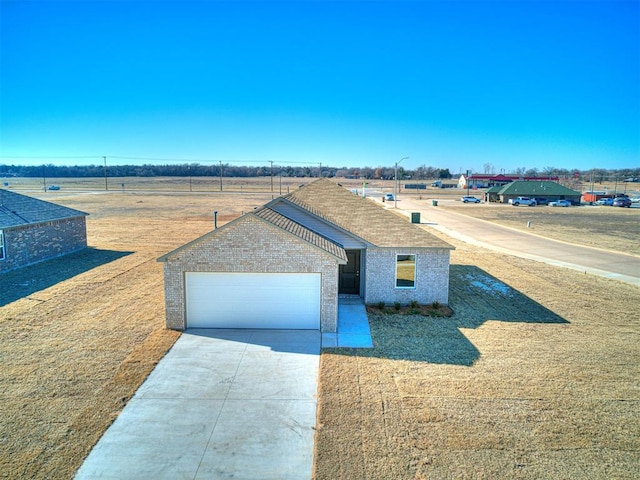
[333,264,568,366]
[0,248,133,307]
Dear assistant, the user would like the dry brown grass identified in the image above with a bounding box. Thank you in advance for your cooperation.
[0,190,272,479]
[315,238,640,479]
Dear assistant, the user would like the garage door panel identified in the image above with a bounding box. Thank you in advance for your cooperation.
[185,272,321,329]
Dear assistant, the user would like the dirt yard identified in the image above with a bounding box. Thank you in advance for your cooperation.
[1,182,638,479]
[315,235,640,479]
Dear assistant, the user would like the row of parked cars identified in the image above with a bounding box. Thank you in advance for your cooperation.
[461,195,638,207]
[595,195,637,207]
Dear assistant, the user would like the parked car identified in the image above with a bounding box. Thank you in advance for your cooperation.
[630,196,640,204]
[47,185,60,191]
[384,193,394,201]
[595,198,613,206]
[533,197,549,205]
[549,199,571,207]
[508,196,536,206]
[613,196,632,207]
[461,196,481,203]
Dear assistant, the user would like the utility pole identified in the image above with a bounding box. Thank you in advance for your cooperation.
[219,161,223,191]
[395,157,409,208]
[270,161,274,192]
[103,156,108,191]
[319,163,322,178]
[42,165,47,192]
[467,169,471,196]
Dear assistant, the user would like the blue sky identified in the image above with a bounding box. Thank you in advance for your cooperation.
[1,0,638,173]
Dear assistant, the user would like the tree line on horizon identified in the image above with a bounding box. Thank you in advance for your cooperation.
[0,163,638,183]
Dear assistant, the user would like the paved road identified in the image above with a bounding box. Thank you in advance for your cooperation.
[396,198,640,286]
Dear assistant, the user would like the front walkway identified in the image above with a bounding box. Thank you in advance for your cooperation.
[322,296,373,348]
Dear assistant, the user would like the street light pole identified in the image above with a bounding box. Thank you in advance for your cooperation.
[394,157,409,208]
[103,156,108,191]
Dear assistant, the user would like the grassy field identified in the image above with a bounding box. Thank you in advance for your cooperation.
[315,238,640,479]
[1,179,638,479]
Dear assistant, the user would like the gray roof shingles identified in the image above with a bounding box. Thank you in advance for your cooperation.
[0,189,87,229]
[254,207,348,262]
[282,178,453,249]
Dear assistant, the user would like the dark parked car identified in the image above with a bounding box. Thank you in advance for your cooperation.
[613,197,632,207]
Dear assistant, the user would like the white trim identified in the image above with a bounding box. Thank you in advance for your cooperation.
[395,253,416,289]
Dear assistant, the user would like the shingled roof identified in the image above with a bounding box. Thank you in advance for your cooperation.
[280,178,453,249]
[0,189,87,229]
[253,206,348,261]
[497,181,581,196]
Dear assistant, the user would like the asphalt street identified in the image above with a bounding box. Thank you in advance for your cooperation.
[396,197,640,286]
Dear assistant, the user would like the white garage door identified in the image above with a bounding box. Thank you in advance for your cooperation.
[185,272,321,329]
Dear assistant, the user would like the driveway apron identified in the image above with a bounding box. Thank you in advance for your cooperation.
[75,329,320,480]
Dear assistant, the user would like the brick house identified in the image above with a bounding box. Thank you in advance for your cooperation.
[158,178,454,333]
[0,189,88,273]
[496,181,582,205]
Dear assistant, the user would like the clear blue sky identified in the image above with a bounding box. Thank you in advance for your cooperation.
[1,0,638,173]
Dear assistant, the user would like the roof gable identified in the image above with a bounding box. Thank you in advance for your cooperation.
[497,181,581,196]
[283,178,453,248]
[0,189,88,229]
[158,211,347,263]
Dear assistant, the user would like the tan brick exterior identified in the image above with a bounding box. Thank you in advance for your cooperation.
[162,215,340,332]
[364,247,450,306]
[0,217,87,273]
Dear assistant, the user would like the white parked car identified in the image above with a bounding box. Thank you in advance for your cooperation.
[461,196,481,203]
[549,200,571,207]
[509,196,537,206]
[384,193,394,201]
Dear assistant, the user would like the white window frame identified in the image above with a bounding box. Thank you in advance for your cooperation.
[395,253,416,289]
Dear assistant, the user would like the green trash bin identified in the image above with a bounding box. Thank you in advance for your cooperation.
[411,212,420,223]
[432,200,438,207]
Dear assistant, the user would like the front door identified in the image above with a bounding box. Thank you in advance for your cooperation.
[339,250,361,295]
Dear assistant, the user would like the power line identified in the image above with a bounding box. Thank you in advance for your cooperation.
[0,155,321,165]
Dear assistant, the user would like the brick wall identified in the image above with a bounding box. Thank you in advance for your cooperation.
[162,215,339,331]
[364,247,450,306]
[0,216,87,273]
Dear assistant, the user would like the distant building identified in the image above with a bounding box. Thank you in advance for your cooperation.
[0,189,88,273]
[458,174,560,189]
[487,181,581,205]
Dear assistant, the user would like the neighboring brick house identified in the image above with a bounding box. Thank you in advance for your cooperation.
[158,178,454,333]
[0,189,88,273]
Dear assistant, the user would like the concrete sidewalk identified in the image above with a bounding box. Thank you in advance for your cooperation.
[322,296,374,348]
[75,329,320,480]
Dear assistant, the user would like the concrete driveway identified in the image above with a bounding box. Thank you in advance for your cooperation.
[75,329,320,480]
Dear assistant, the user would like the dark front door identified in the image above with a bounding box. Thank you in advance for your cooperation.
[339,250,361,295]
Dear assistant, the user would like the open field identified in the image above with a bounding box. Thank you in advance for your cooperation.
[1,181,638,478]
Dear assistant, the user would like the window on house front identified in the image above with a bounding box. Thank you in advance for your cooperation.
[0,230,4,260]
[396,254,416,288]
